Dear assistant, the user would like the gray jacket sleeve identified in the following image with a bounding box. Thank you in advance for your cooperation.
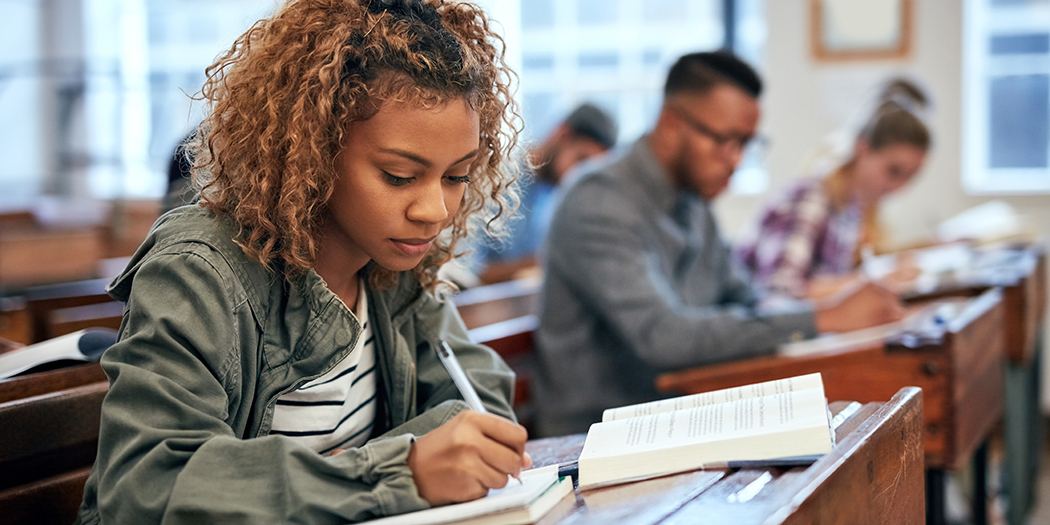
[546,177,816,371]
[89,254,428,525]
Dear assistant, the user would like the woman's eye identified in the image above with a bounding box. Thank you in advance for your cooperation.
[445,175,472,185]
[382,172,412,186]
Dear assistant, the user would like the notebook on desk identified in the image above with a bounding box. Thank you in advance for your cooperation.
[367,465,571,525]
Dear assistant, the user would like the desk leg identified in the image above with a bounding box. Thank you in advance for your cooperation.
[973,440,988,525]
[927,469,946,525]
[1004,332,1043,525]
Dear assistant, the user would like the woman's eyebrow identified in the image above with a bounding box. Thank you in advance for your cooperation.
[378,148,479,168]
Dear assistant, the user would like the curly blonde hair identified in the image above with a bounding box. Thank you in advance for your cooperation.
[192,0,521,290]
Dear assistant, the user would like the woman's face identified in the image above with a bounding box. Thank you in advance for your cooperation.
[327,98,480,273]
[852,140,927,204]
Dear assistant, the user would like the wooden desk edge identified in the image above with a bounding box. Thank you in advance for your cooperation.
[772,386,925,524]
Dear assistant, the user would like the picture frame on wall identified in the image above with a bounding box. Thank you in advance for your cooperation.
[811,0,913,61]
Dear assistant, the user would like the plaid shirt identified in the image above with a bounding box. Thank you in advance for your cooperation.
[734,177,861,299]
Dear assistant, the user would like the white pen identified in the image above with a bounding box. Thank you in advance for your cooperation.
[436,340,488,413]
[435,340,524,484]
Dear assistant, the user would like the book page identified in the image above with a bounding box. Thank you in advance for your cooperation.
[601,373,823,422]
[584,385,830,459]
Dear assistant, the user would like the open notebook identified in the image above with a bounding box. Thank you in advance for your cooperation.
[367,465,571,525]
[576,373,834,490]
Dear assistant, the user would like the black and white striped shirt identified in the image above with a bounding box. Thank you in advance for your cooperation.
[270,282,377,454]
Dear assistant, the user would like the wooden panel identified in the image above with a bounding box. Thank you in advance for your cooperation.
[0,362,107,404]
[470,315,538,428]
[0,381,107,490]
[24,279,113,343]
[0,296,30,345]
[0,227,104,288]
[47,301,125,339]
[942,290,1004,471]
[455,277,541,330]
[102,199,160,258]
[0,467,92,525]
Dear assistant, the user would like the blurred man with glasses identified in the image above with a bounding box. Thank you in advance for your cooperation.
[534,51,903,437]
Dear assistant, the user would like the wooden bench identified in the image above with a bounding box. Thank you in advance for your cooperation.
[468,315,538,431]
[0,381,108,525]
[0,296,30,345]
[24,279,117,344]
[46,301,125,339]
[454,277,541,330]
[0,362,107,404]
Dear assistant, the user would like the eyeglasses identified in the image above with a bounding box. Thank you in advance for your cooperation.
[674,108,769,157]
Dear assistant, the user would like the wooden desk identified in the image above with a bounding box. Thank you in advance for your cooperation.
[655,290,1002,524]
[901,244,1046,525]
[455,277,541,330]
[525,387,924,525]
[901,244,1045,365]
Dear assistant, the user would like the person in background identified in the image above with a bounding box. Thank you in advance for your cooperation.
[471,102,617,285]
[162,129,197,214]
[534,51,904,437]
[734,78,931,300]
[76,1,530,523]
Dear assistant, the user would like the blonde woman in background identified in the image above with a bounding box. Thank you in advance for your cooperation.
[735,78,931,300]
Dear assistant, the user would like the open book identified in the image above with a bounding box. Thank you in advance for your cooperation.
[368,465,571,525]
[577,373,834,490]
[0,328,117,380]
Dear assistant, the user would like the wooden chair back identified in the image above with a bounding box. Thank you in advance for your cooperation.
[0,296,30,345]
[47,301,125,339]
[468,315,538,430]
[0,362,107,405]
[0,381,107,525]
[24,279,115,343]
[455,277,541,330]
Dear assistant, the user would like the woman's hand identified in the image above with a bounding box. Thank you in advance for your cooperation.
[408,410,530,505]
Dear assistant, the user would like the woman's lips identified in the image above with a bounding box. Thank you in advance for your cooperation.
[391,237,435,256]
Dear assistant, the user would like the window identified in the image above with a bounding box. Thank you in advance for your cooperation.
[963,0,1050,194]
[516,0,767,194]
[0,0,274,203]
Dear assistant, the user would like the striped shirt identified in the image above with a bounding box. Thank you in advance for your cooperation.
[270,282,377,454]
[734,177,862,299]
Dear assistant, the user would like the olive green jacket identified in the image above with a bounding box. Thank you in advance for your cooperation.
[75,207,516,524]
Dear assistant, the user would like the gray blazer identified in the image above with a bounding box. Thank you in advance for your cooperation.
[535,137,816,437]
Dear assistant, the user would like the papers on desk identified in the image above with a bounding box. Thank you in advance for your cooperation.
[367,465,571,525]
[780,300,968,358]
[778,320,908,357]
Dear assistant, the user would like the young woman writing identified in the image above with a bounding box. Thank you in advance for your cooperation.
[735,78,931,300]
[75,1,529,523]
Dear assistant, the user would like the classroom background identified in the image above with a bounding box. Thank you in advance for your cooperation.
[1,1,1049,522]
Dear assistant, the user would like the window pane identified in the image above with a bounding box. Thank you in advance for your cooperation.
[523,54,555,71]
[643,0,688,23]
[577,0,617,25]
[990,33,1050,54]
[991,0,1049,6]
[523,92,558,140]
[577,52,619,70]
[522,0,555,29]
[988,74,1049,168]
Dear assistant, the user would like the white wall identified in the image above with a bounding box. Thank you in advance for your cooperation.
[715,0,1050,408]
